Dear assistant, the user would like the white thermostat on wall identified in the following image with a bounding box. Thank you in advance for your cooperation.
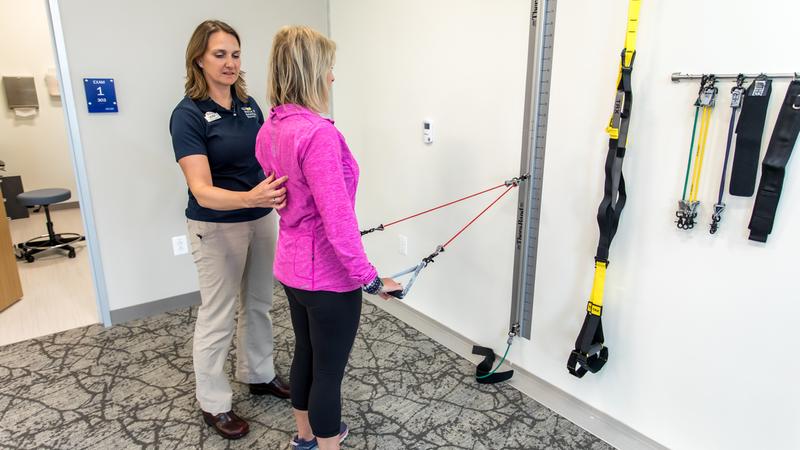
[423,119,433,144]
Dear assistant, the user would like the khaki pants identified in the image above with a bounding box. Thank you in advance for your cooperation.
[187,213,277,414]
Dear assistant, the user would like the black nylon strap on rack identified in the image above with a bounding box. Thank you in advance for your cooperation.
[472,345,514,384]
[748,80,800,243]
[710,75,746,234]
[730,76,772,197]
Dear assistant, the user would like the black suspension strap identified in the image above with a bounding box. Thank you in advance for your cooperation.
[748,80,800,243]
[730,75,773,197]
[567,0,640,379]
[710,75,746,234]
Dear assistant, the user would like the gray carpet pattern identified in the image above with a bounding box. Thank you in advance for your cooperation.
[0,286,612,449]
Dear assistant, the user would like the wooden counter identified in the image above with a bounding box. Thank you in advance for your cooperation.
[0,195,23,312]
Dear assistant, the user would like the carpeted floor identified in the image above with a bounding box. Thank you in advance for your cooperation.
[0,285,612,449]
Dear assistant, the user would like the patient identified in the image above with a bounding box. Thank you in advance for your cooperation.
[255,25,402,450]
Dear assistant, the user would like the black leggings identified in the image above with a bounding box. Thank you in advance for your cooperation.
[283,284,362,438]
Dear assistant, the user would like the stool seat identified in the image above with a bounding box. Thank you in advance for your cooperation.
[17,188,71,207]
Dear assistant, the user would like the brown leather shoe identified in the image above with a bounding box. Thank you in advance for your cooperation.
[202,410,249,440]
[249,376,291,399]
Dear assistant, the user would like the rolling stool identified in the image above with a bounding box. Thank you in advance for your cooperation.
[15,188,85,263]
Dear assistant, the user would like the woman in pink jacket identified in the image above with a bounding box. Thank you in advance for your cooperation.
[255,26,401,450]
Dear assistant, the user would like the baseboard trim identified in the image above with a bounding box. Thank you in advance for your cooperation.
[110,291,200,325]
[365,296,667,450]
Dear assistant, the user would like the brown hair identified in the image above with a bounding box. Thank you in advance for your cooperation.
[268,26,336,113]
[184,20,248,101]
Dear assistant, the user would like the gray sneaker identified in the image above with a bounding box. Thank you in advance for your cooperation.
[290,422,348,449]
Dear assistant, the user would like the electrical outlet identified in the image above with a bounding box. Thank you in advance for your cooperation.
[398,234,408,256]
[172,235,188,256]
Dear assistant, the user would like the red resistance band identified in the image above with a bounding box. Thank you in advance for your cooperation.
[360,175,526,252]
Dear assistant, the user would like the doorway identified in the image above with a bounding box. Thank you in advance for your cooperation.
[0,0,107,346]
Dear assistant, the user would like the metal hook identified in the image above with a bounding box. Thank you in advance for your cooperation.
[505,173,530,187]
[735,73,745,88]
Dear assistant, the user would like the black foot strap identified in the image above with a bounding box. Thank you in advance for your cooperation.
[472,345,514,384]
[567,312,609,378]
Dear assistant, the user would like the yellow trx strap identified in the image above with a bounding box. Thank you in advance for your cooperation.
[587,261,607,316]
[568,0,642,379]
[606,0,641,140]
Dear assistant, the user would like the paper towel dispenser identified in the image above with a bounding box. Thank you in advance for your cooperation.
[2,76,39,110]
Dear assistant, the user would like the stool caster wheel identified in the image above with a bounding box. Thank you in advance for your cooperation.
[68,249,76,258]
[25,255,35,263]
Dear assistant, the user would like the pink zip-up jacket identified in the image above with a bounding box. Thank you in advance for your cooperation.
[255,104,377,292]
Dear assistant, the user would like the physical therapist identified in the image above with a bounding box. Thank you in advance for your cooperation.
[169,20,289,440]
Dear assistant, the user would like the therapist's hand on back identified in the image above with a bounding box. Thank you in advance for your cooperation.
[379,278,403,300]
[245,173,288,209]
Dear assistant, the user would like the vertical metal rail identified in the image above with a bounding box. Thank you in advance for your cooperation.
[510,0,557,339]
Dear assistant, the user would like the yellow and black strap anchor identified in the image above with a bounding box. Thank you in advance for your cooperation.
[567,0,640,378]
[676,74,718,230]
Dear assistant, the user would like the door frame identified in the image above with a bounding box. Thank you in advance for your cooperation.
[45,0,111,326]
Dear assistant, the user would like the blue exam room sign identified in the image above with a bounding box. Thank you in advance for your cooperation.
[83,78,118,113]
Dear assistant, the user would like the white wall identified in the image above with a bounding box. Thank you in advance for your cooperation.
[330,1,800,449]
[0,0,76,194]
[331,0,526,350]
[55,0,329,311]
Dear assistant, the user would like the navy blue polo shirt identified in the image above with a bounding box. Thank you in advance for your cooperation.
[169,93,270,222]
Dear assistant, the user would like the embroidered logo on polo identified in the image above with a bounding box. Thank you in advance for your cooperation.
[241,106,258,119]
